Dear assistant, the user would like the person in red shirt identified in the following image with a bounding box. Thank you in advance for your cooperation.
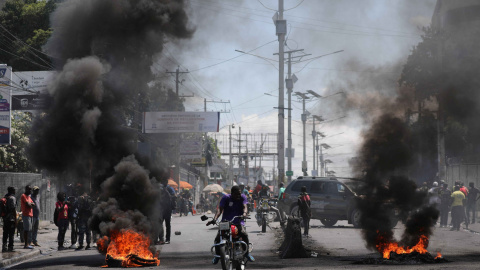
[55,192,69,250]
[20,185,35,249]
[297,186,311,236]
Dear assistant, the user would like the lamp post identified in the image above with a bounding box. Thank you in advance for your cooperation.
[320,143,331,176]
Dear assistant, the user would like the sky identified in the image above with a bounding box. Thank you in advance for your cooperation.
[153,0,437,179]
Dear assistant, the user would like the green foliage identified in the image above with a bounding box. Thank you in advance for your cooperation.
[0,0,57,70]
[0,111,36,172]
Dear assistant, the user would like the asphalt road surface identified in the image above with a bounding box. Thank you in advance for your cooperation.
[7,213,480,269]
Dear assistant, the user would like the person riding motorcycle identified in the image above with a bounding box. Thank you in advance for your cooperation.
[207,185,255,264]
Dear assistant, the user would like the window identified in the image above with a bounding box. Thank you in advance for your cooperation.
[311,181,324,194]
[337,184,345,193]
[324,182,338,194]
[290,181,311,192]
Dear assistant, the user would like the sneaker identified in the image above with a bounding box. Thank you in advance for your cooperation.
[58,246,67,251]
[33,242,41,247]
[7,248,14,252]
[165,241,170,244]
[75,246,84,251]
[23,245,34,249]
[92,243,97,247]
[450,227,456,231]
[212,256,220,265]
[69,243,78,249]
[85,245,92,250]
[246,254,255,262]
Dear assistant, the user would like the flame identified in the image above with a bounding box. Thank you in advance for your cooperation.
[435,252,442,259]
[98,229,160,267]
[376,234,431,259]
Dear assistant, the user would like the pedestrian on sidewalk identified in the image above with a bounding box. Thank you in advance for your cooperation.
[55,192,69,250]
[466,182,479,224]
[2,186,17,252]
[157,184,173,245]
[76,189,94,250]
[297,186,311,236]
[20,185,35,249]
[31,186,41,247]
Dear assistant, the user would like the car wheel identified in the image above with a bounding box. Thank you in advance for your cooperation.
[320,218,337,227]
[351,209,362,228]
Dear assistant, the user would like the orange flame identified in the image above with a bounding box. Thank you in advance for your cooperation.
[376,234,439,259]
[98,229,160,267]
[435,252,442,259]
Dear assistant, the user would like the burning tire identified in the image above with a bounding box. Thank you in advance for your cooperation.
[351,209,362,228]
[320,218,337,227]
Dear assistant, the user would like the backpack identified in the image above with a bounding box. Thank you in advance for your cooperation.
[0,197,7,217]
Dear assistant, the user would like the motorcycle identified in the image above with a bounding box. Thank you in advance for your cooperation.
[255,198,283,233]
[202,215,252,270]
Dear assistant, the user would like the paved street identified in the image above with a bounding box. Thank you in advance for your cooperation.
[2,213,480,269]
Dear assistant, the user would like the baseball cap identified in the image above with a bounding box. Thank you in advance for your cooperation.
[32,186,39,190]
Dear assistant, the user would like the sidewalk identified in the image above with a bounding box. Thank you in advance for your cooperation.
[0,221,61,268]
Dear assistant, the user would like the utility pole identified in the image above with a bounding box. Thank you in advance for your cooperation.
[274,0,286,186]
[229,124,234,186]
[295,92,310,176]
[166,66,189,96]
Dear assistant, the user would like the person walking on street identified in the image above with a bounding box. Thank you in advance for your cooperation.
[55,192,69,250]
[466,182,480,224]
[451,185,466,231]
[2,187,17,252]
[20,185,35,249]
[67,191,79,249]
[157,185,173,245]
[76,189,93,250]
[439,183,451,227]
[297,186,311,236]
[31,186,41,247]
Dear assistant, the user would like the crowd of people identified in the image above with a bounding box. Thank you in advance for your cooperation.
[424,180,480,231]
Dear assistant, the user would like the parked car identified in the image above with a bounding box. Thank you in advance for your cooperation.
[277,176,399,228]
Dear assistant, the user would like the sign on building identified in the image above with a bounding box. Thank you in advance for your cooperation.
[143,112,220,133]
[0,65,12,145]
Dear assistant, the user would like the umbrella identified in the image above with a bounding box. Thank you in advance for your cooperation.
[203,184,224,193]
[179,181,193,189]
[167,179,178,188]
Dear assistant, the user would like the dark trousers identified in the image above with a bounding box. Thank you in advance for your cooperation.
[440,205,449,226]
[70,219,78,245]
[159,213,172,242]
[214,224,249,255]
[77,218,91,246]
[301,214,310,235]
[451,206,464,230]
[57,219,69,247]
[2,219,15,249]
[466,203,476,223]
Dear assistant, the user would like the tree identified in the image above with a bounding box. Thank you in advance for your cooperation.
[0,0,57,71]
[0,111,36,172]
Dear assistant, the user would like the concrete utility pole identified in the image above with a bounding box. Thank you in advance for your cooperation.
[311,115,323,176]
[295,92,309,176]
[166,66,189,96]
[229,124,235,186]
[275,0,286,186]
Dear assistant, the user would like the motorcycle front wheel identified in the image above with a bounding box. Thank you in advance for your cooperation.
[219,245,230,270]
[232,260,244,270]
[261,216,267,233]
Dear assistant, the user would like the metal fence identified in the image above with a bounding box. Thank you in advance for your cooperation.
[0,172,58,222]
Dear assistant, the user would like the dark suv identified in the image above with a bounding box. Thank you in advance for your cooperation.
[278,177,361,227]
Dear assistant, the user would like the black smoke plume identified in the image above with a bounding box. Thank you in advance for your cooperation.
[26,0,194,254]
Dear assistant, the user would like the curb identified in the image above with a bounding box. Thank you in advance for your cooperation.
[0,249,40,268]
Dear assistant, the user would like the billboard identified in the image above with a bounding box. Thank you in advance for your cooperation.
[143,112,220,133]
[11,71,55,94]
[12,94,49,111]
[180,138,203,159]
[0,65,11,145]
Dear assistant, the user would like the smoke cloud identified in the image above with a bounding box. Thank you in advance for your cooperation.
[26,0,194,254]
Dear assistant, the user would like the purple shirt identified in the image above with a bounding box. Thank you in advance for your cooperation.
[220,194,248,225]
